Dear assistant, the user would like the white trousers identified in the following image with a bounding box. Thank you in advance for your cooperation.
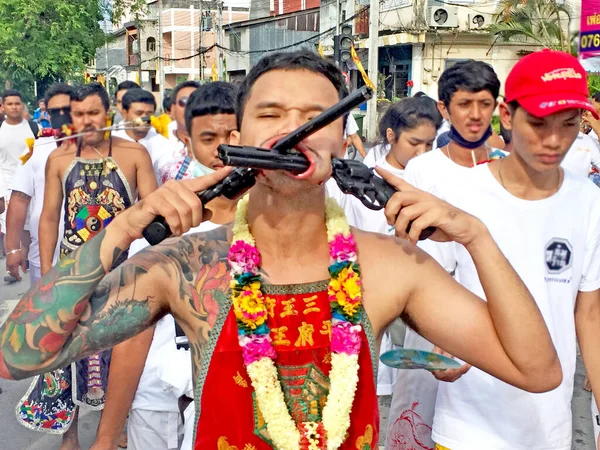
[127,409,184,450]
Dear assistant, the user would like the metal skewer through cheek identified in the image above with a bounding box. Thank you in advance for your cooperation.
[39,117,152,145]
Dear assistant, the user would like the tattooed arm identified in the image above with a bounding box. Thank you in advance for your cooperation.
[0,169,232,380]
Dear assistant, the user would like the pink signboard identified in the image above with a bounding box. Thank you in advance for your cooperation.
[580,0,600,58]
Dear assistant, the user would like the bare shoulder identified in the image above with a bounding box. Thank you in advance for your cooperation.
[112,136,147,154]
[353,228,438,335]
[47,143,77,164]
[354,227,433,278]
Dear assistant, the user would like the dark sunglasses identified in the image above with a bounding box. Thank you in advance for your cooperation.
[177,97,189,108]
[48,107,71,116]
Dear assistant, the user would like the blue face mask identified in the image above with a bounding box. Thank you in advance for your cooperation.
[448,125,493,150]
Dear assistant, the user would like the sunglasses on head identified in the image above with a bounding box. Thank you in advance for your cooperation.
[177,97,189,108]
[48,106,71,116]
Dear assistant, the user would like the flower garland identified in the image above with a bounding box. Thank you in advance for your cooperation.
[228,195,363,450]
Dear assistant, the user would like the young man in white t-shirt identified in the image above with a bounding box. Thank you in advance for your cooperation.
[386,59,504,450]
[91,82,239,450]
[428,50,600,450]
[5,83,72,285]
[0,89,34,253]
[111,88,175,184]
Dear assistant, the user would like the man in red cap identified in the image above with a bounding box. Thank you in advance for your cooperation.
[424,49,600,450]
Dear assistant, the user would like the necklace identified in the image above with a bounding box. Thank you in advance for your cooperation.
[498,158,561,194]
[92,146,116,173]
[229,195,363,450]
[92,146,106,158]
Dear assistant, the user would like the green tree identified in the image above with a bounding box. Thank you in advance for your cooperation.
[491,0,572,52]
[109,0,149,25]
[0,0,106,87]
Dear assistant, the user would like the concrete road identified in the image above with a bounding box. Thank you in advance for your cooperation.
[0,258,596,449]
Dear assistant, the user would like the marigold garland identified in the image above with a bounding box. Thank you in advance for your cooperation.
[228,195,363,450]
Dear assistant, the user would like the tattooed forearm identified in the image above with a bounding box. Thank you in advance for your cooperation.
[0,227,161,380]
[1,228,110,378]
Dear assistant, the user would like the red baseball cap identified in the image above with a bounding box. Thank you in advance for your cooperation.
[505,49,599,119]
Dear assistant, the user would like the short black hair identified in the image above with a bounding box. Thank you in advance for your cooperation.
[379,96,444,143]
[44,83,74,106]
[116,80,140,96]
[413,91,428,98]
[185,82,237,134]
[72,83,110,111]
[592,92,600,103]
[171,80,201,104]
[163,89,173,113]
[236,49,349,129]
[438,60,500,108]
[122,88,157,111]
[500,121,512,144]
[2,89,22,102]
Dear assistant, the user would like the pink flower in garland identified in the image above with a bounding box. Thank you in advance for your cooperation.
[331,319,362,355]
[239,334,277,365]
[229,240,261,274]
[329,234,357,262]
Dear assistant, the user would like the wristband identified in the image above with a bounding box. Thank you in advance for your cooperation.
[7,249,22,255]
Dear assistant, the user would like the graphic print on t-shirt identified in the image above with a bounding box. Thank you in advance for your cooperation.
[545,238,573,274]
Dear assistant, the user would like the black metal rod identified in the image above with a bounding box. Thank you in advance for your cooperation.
[218,145,310,174]
[271,85,373,152]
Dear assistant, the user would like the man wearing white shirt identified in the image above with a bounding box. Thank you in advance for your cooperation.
[91,81,239,450]
[430,50,600,450]
[111,88,174,182]
[114,80,140,124]
[5,83,72,285]
[386,59,504,450]
[0,90,34,243]
[560,131,600,178]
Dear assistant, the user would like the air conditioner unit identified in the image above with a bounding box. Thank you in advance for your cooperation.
[468,13,493,30]
[427,6,458,28]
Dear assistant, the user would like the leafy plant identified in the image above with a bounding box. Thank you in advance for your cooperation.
[588,73,600,96]
[0,0,105,88]
[491,0,572,51]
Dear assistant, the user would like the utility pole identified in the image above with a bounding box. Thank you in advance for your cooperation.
[217,0,224,81]
[158,0,165,100]
[365,0,379,141]
[198,0,203,80]
[104,19,110,96]
[335,0,341,35]
[137,24,143,87]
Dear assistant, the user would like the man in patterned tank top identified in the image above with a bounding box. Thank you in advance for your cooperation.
[25,83,157,450]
